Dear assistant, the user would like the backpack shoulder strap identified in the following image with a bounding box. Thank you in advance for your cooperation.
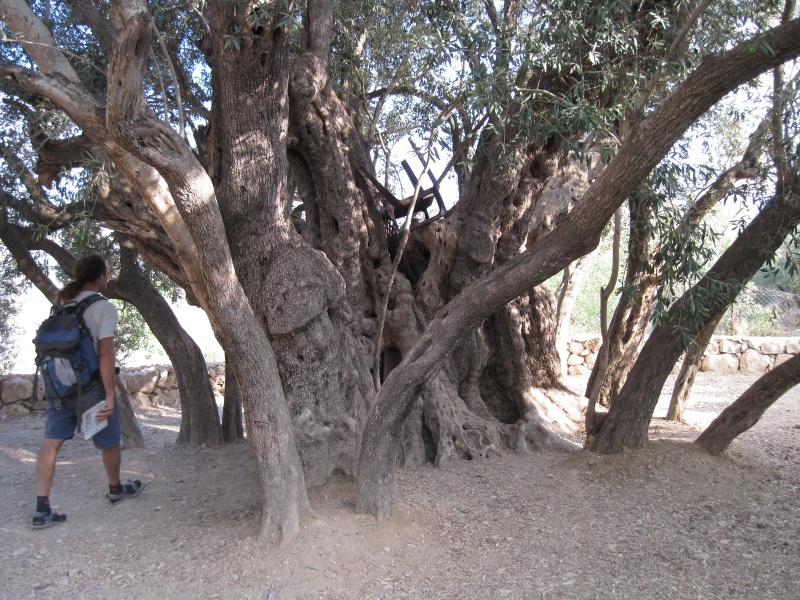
[52,293,104,330]
[74,293,104,322]
[75,294,103,323]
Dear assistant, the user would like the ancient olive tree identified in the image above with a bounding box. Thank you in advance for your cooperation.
[2,0,800,541]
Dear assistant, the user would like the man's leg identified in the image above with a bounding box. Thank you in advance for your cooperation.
[102,443,145,504]
[36,438,65,497]
[94,395,144,504]
[101,443,122,485]
[33,438,68,528]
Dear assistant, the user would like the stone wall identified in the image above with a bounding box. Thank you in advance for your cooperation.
[3,337,799,418]
[565,335,800,377]
[0,363,226,420]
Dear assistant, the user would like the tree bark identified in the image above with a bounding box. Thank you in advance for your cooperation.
[666,309,727,421]
[116,375,145,449]
[222,353,244,442]
[206,1,371,487]
[591,178,800,454]
[695,353,800,455]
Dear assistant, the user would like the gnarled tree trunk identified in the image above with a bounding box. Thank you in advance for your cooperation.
[356,21,800,515]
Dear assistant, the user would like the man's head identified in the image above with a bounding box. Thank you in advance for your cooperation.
[75,254,109,290]
[58,253,109,302]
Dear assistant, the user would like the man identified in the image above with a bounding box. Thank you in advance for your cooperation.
[32,254,144,529]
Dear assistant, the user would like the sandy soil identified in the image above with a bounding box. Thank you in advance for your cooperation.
[1,372,799,600]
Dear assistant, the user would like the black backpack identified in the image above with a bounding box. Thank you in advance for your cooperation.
[33,294,103,416]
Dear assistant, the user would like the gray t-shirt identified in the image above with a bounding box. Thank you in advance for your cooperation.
[70,290,119,354]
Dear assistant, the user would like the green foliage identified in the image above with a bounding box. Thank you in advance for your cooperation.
[112,300,158,364]
[0,252,22,374]
[343,0,786,192]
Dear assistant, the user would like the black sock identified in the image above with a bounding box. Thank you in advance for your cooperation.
[109,482,122,495]
[36,496,50,514]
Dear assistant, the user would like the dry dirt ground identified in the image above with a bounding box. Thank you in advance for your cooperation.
[1,372,799,600]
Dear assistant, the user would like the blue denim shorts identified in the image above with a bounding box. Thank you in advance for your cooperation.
[44,381,121,450]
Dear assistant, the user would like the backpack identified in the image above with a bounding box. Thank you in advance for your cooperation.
[33,294,103,413]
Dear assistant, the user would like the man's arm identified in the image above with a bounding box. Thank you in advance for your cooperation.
[95,336,116,422]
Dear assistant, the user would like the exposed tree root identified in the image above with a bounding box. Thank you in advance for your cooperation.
[424,374,505,467]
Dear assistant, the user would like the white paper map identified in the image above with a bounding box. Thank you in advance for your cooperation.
[82,402,109,440]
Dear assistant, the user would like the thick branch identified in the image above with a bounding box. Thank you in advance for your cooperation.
[0,217,60,301]
[305,0,333,63]
[695,353,800,455]
[0,0,82,84]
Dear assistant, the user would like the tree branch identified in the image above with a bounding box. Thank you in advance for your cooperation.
[0,216,60,301]
[305,0,333,63]
[0,0,82,84]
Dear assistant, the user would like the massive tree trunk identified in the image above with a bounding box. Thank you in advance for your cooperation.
[282,1,585,479]
[206,4,374,486]
[591,178,800,454]
[695,353,800,455]
[423,149,594,452]
[356,147,598,518]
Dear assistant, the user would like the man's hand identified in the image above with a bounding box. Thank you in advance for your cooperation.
[95,397,115,423]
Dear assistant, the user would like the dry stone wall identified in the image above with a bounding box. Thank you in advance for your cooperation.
[0,364,226,419]
[564,335,800,377]
[2,337,798,419]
